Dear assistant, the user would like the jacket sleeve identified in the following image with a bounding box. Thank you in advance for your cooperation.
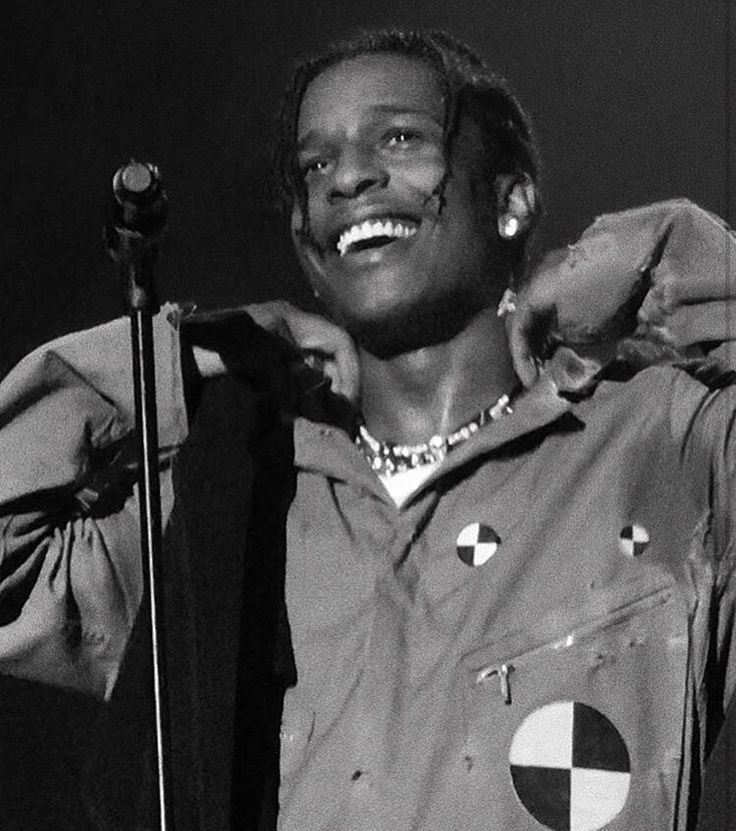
[0,305,188,699]
[528,199,736,382]
[669,371,736,717]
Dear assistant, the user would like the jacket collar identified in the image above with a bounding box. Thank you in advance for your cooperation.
[293,374,578,502]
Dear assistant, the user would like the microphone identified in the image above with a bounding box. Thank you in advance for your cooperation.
[108,159,168,240]
[105,160,167,310]
[104,162,174,824]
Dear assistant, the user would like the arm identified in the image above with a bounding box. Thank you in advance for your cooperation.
[509,199,736,388]
[0,307,188,699]
[0,300,357,699]
[183,301,359,404]
[669,370,736,723]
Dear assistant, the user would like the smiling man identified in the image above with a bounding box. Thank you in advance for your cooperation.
[259,30,735,831]
[292,52,513,361]
[0,27,735,831]
[278,35,539,488]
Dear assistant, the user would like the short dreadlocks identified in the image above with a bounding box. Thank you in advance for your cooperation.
[273,28,542,282]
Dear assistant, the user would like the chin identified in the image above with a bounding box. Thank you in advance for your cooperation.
[341,288,490,360]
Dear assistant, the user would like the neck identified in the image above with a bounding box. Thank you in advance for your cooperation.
[358,306,517,445]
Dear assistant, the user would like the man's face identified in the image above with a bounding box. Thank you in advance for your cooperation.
[293,52,502,357]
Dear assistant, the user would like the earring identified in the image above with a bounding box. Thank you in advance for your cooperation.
[499,216,520,239]
[497,288,517,317]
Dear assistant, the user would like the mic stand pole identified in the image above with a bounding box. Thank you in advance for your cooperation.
[107,161,173,831]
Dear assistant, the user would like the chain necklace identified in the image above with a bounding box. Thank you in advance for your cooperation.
[356,393,513,477]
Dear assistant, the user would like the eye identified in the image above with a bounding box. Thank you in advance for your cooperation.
[299,157,330,177]
[386,128,421,147]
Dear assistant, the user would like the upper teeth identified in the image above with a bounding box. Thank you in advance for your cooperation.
[336,219,417,257]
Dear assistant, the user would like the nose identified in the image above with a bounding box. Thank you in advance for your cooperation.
[328,144,388,202]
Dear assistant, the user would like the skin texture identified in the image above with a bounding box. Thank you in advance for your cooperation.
[293,53,531,444]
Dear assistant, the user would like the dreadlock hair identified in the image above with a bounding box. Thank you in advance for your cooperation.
[272,28,542,284]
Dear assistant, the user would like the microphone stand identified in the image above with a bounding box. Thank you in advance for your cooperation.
[106,161,173,831]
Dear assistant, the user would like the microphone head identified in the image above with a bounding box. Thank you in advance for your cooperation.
[110,159,167,235]
[113,160,159,200]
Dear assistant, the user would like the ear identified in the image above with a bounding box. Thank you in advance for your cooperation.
[495,173,538,239]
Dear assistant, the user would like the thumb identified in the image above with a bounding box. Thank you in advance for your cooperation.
[506,286,562,388]
[506,300,541,388]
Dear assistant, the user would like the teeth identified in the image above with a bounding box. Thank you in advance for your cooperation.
[336,218,418,257]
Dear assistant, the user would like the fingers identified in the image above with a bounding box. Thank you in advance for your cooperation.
[244,302,360,402]
[243,301,297,345]
[192,345,227,379]
[506,306,539,388]
[506,280,562,388]
[282,308,360,403]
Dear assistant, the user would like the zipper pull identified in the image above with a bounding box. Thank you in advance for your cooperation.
[498,664,512,704]
[476,663,514,705]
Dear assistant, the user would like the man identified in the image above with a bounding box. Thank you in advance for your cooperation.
[1,28,735,831]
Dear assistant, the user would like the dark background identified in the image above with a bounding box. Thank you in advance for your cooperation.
[1,0,734,828]
[2,0,734,375]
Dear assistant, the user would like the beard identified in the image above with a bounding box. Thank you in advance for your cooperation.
[338,281,494,360]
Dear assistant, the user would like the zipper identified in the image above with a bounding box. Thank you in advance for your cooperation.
[474,584,675,705]
[477,663,514,704]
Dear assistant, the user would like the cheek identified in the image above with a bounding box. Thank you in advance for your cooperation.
[441,174,497,240]
[290,218,323,290]
[291,200,327,266]
[290,185,325,232]
[390,156,446,200]
[293,238,323,291]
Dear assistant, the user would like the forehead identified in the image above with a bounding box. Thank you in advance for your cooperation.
[297,53,444,140]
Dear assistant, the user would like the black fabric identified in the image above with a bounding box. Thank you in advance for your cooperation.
[180,308,308,409]
[0,675,100,831]
[229,391,297,830]
[83,375,295,830]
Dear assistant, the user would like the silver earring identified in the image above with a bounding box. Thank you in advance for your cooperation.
[499,216,520,239]
[497,288,517,317]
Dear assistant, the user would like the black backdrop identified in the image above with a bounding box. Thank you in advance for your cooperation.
[2,0,734,375]
[1,1,734,828]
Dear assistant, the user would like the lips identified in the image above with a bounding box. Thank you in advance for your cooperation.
[322,210,420,257]
[335,217,419,257]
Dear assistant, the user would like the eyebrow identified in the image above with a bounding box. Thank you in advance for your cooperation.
[297,105,443,152]
[372,104,442,119]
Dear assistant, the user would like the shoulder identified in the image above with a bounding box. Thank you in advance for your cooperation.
[569,364,735,449]
[570,365,701,429]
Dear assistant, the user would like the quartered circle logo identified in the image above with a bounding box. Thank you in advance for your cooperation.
[618,524,650,557]
[509,701,630,831]
[456,523,501,567]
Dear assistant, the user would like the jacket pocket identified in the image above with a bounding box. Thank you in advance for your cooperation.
[456,571,690,831]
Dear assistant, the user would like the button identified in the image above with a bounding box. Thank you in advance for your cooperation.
[619,524,649,557]
[456,523,501,567]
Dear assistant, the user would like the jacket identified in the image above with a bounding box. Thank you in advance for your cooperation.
[0,200,734,829]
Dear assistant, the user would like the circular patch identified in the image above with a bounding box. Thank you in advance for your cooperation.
[618,524,650,557]
[456,523,500,567]
[509,701,630,831]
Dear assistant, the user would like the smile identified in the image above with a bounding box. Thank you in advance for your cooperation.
[336,218,418,257]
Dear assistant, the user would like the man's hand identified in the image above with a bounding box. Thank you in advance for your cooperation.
[189,301,360,403]
[508,199,736,388]
[243,301,359,403]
